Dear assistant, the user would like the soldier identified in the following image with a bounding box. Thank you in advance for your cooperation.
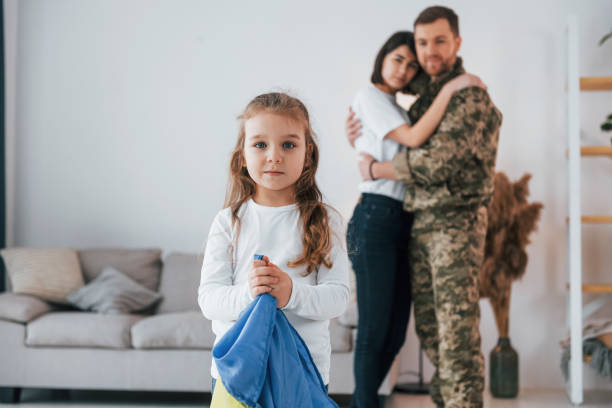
[346,6,502,408]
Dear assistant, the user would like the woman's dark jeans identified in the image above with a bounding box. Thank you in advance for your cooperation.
[346,193,414,408]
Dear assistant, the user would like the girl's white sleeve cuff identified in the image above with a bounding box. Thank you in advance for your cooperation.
[281,278,298,310]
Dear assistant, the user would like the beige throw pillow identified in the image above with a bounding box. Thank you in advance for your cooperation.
[0,248,84,304]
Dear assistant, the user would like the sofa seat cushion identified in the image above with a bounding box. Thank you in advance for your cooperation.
[131,311,215,349]
[26,312,143,349]
[0,293,52,323]
[330,317,353,353]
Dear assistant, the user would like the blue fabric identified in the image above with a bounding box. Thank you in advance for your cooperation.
[212,293,338,408]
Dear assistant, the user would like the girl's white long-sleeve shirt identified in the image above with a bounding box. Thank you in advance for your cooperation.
[198,199,350,385]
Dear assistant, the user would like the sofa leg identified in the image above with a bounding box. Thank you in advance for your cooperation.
[0,387,22,403]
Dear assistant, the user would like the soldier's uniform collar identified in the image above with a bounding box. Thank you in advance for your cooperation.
[409,57,465,97]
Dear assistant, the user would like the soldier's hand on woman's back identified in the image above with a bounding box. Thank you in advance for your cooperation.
[345,107,363,147]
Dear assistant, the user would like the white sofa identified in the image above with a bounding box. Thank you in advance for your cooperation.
[0,250,399,403]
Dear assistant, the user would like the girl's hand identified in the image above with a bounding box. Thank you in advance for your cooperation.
[266,263,293,309]
[445,73,487,94]
[248,257,293,308]
[358,153,376,181]
[346,107,362,148]
[248,256,277,298]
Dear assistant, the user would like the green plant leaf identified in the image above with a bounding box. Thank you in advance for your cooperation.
[600,30,612,46]
[602,113,612,132]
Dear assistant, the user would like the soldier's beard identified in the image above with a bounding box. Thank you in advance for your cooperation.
[423,56,454,77]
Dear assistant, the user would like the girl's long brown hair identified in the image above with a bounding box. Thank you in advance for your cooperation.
[224,92,332,275]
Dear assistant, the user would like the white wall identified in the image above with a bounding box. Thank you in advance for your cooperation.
[10,0,612,390]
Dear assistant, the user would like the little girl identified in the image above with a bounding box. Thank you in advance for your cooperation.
[198,92,350,394]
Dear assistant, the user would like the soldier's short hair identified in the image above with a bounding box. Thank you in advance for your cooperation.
[414,6,459,37]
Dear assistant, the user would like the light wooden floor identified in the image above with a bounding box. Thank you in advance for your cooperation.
[2,388,612,407]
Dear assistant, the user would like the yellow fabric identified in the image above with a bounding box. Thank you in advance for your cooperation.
[210,379,251,408]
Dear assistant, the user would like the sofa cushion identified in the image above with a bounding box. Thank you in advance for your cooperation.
[67,266,163,314]
[78,248,162,291]
[330,317,352,352]
[0,248,84,304]
[26,312,143,348]
[131,311,215,349]
[156,252,202,313]
[0,293,52,323]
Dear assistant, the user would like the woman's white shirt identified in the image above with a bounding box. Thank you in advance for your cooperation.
[198,200,350,385]
[351,85,410,201]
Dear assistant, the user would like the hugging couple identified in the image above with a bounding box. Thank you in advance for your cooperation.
[345,5,502,408]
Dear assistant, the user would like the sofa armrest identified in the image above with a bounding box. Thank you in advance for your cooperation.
[0,293,52,323]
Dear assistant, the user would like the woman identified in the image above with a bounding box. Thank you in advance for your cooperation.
[345,31,485,408]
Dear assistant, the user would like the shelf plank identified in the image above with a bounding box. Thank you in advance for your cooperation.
[565,216,612,224]
[582,284,612,294]
[582,216,612,224]
[581,146,612,156]
[565,284,612,294]
[564,146,612,157]
[580,77,612,91]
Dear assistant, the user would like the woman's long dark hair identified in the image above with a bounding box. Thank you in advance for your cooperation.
[371,31,416,86]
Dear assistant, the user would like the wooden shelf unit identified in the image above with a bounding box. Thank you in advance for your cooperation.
[565,17,612,406]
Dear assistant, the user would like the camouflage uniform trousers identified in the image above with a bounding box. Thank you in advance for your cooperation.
[410,205,487,408]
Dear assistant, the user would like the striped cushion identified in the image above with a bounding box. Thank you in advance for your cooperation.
[0,248,84,304]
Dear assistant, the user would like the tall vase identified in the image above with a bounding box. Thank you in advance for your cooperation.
[489,337,519,398]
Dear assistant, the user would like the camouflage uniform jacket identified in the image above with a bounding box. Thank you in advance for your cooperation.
[391,57,503,212]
